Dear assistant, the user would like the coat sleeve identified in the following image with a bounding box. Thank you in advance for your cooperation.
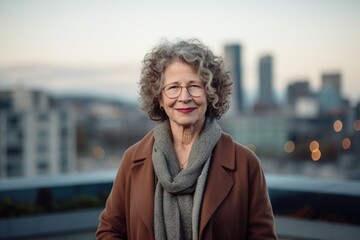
[96,152,130,239]
[246,151,278,240]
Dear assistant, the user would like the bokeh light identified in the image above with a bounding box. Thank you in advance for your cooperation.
[284,140,295,153]
[354,120,360,131]
[311,149,321,161]
[342,138,351,150]
[333,120,343,132]
[92,146,105,159]
[309,140,319,152]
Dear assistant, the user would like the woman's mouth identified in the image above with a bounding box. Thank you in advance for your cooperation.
[176,108,195,113]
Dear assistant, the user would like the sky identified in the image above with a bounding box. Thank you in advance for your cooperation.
[0,0,359,104]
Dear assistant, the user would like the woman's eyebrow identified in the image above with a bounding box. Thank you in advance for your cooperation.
[166,80,200,85]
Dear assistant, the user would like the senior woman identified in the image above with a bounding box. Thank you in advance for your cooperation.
[96,39,277,240]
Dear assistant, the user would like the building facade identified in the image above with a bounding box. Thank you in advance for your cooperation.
[224,43,244,114]
[318,72,343,113]
[287,81,311,107]
[255,55,276,111]
[0,88,76,178]
[287,80,318,117]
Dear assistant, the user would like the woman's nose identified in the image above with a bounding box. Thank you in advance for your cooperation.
[178,87,192,101]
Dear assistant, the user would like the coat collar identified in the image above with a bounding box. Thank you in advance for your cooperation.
[130,131,236,239]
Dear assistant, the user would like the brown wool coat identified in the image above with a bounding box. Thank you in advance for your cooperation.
[96,131,277,240]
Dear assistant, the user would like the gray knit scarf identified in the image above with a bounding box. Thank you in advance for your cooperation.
[152,118,221,240]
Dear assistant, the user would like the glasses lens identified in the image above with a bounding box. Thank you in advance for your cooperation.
[164,85,181,98]
[188,85,204,97]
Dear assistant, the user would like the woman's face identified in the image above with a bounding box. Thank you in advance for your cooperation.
[160,60,208,129]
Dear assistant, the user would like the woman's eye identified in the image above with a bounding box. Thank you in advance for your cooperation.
[190,84,202,89]
[168,86,179,90]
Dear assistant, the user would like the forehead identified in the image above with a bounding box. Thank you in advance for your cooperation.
[163,61,200,84]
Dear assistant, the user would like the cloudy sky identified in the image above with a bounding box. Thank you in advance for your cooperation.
[0,0,359,104]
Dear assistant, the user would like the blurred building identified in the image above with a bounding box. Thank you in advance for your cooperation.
[220,113,288,158]
[56,95,154,172]
[287,80,318,117]
[318,72,343,114]
[224,43,244,114]
[0,88,76,178]
[254,55,277,111]
[287,81,311,107]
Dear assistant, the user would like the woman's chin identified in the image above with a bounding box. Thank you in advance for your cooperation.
[172,118,205,130]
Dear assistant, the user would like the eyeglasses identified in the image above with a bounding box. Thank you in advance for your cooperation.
[162,82,205,99]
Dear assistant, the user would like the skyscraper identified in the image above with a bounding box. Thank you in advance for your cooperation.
[224,44,243,114]
[287,80,318,117]
[287,80,311,107]
[318,72,342,113]
[256,55,276,110]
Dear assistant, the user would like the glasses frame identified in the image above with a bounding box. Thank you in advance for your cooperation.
[162,83,205,99]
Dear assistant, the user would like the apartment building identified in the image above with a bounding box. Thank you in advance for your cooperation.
[0,88,76,178]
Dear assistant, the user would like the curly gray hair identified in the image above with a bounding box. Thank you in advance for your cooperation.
[139,39,233,121]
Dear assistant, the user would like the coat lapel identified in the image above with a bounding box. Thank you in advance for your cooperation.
[199,133,235,236]
[131,131,155,237]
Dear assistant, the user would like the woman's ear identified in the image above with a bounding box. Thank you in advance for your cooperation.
[158,96,163,108]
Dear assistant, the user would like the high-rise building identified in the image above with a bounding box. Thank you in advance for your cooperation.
[287,80,317,117]
[318,72,343,113]
[256,55,276,110]
[224,44,244,114]
[0,88,76,178]
[287,80,311,106]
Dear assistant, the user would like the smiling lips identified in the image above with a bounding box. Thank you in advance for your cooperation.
[176,108,196,113]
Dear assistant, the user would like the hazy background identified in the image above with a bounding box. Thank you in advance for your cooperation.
[1,2,360,239]
[1,0,359,104]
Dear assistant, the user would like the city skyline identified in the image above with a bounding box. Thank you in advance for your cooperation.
[0,0,359,104]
